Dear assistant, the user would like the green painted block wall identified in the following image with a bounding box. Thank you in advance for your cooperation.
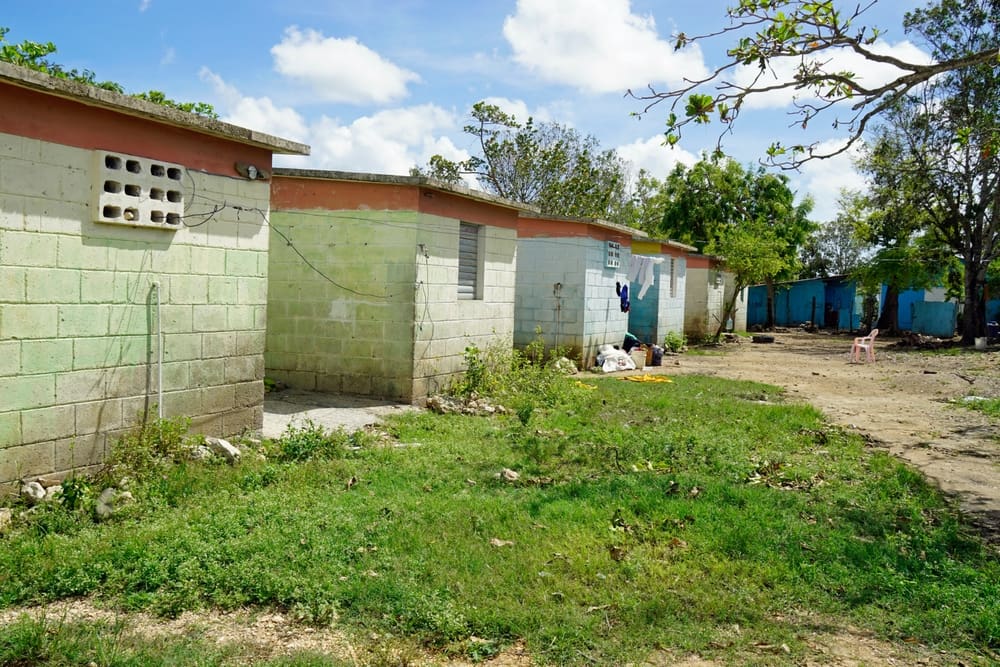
[266,209,419,401]
[0,132,271,486]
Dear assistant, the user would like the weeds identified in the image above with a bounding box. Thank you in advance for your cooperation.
[663,330,687,353]
[1,376,997,665]
[99,415,196,484]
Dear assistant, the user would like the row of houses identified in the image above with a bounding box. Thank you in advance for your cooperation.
[0,63,744,485]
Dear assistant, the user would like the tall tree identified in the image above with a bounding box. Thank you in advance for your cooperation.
[628,0,1000,168]
[414,102,633,220]
[657,157,815,330]
[864,0,1000,342]
[799,193,872,279]
[660,157,815,326]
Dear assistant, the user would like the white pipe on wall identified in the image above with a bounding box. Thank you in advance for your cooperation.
[151,281,163,419]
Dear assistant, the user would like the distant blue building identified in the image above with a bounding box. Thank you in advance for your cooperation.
[748,276,862,330]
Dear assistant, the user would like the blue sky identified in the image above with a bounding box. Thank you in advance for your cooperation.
[4,1,930,221]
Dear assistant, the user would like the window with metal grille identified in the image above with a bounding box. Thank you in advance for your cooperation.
[458,222,481,300]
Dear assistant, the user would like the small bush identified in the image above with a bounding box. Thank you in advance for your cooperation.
[663,330,687,353]
[267,421,350,462]
[450,332,580,410]
[101,415,195,483]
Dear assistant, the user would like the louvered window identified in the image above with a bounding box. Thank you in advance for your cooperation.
[458,222,481,300]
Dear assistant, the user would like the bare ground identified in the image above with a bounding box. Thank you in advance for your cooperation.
[665,331,1000,544]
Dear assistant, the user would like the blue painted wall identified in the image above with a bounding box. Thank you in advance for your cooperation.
[776,278,825,326]
[747,284,767,327]
[823,278,860,330]
[628,274,659,344]
[911,301,957,337]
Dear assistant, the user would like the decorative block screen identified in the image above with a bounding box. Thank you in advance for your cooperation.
[93,150,184,230]
[606,241,621,269]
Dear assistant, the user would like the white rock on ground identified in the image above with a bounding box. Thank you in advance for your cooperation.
[19,481,46,505]
[94,488,134,521]
[205,436,241,464]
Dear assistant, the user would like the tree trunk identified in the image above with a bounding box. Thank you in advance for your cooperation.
[876,285,900,335]
[715,285,743,340]
[960,263,988,345]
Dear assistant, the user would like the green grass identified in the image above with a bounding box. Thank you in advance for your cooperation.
[0,614,347,666]
[1,375,998,665]
[958,396,1000,420]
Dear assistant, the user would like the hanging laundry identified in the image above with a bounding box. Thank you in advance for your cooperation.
[619,283,629,312]
[626,255,664,300]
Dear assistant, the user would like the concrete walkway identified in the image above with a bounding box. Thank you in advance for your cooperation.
[262,389,419,439]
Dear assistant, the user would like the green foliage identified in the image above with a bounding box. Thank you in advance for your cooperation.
[0,26,218,118]
[630,0,1000,168]
[663,330,687,353]
[658,156,815,335]
[413,101,633,220]
[266,420,350,462]
[0,375,996,664]
[798,192,873,279]
[101,415,195,482]
[450,335,577,410]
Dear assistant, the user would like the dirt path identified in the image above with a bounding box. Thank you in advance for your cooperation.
[665,331,1000,543]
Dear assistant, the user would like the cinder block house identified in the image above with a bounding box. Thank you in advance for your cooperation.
[514,214,638,367]
[627,238,694,347]
[267,170,524,403]
[684,254,729,339]
[0,63,308,486]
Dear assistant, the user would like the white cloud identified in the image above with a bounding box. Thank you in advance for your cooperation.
[160,47,175,66]
[794,140,869,221]
[289,105,466,174]
[617,134,697,178]
[733,39,934,110]
[271,27,420,105]
[480,96,557,124]
[502,0,708,94]
[139,0,151,11]
[199,68,309,143]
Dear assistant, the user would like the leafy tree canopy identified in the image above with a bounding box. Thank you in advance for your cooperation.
[799,192,873,279]
[0,27,217,118]
[629,0,1000,168]
[413,101,633,220]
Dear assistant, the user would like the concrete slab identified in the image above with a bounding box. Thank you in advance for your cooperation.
[262,389,420,439]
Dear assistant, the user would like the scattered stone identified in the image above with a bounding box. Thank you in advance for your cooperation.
[426,394,508,416]
[19,481,45,505]
[0,508,12,533]
[489,537,514,547]
[552,357,578,374]
[499,468,520,482]
[205,436,241,464]
[44,485,62,503]
[189,444,215,461]
[34,476,63,489]
[94,488,134,521]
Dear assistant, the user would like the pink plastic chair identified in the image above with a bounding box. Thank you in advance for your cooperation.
[851,329,879,363]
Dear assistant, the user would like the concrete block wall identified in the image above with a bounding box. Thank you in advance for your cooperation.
[580,240,630,367]
[514,237,586,355]
[0,131,270,485]
[266,210,419,401]
[413,215,517,399]
[684,266,726,339]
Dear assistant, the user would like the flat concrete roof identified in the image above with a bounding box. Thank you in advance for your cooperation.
[0,62,310,156]
[518,212,649,238]
[274,168,537,212]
